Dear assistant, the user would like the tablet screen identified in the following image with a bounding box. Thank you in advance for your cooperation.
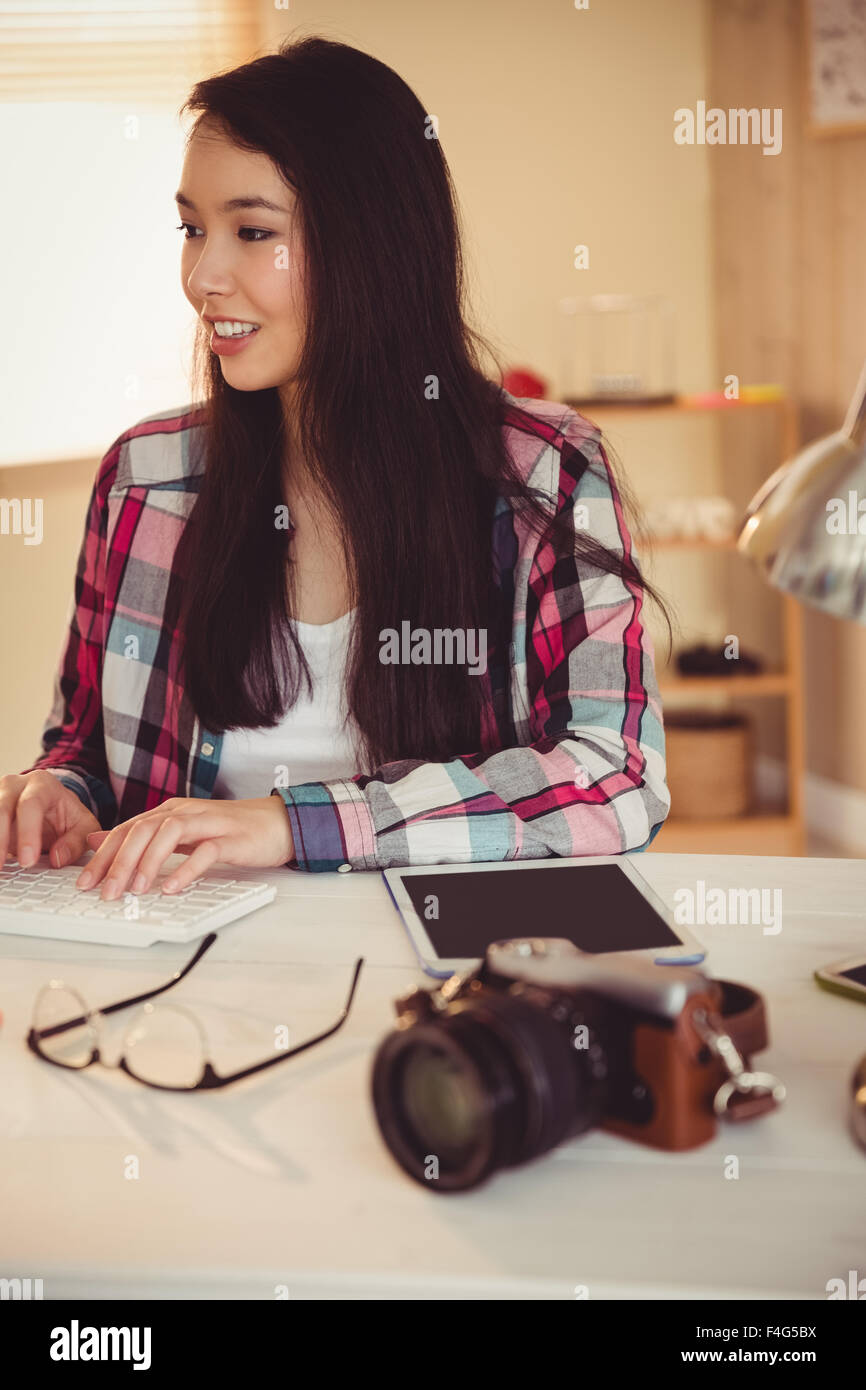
[400,862,681,957]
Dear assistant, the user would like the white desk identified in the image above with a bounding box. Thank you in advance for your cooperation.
[1,852,864,1301]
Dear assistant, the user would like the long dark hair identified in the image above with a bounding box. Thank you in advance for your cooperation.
[172,35,672,770]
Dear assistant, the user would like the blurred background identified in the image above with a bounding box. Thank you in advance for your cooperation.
[1,0,864,857]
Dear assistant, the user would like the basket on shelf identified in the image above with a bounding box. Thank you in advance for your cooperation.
[664,709,752,820]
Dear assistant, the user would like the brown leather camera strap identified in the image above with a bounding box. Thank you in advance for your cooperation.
[687,978,785,1122]
[710,979,769,1056]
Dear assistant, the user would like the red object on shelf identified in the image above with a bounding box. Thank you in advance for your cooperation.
[502,368,548,399]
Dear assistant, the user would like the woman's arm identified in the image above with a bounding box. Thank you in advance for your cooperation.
[272,426,670,872]
[17,446,120,830]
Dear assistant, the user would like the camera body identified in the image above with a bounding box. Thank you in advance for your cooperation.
[372,938,778,1191]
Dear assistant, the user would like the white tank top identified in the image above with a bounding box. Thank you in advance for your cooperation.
[212,609,365,798]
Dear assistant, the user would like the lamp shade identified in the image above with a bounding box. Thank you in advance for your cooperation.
[737,359,866,624]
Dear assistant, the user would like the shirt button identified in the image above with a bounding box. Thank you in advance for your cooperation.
[337,863,352,873]
[201,742,214,757]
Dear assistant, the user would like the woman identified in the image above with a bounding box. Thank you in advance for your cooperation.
[3,37,671,899]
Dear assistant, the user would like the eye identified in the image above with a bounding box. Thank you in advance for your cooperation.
[174,224,274,243]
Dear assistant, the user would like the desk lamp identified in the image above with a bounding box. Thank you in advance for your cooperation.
[737,357,866,624]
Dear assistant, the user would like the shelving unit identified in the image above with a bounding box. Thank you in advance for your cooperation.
[578,395,806,856]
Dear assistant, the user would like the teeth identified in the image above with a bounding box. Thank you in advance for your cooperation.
[213,321,259,337]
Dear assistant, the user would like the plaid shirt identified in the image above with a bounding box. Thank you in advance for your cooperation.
[20,389,670,872]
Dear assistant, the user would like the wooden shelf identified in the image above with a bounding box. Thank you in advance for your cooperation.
[597,388,808,853]
[660,672,793,697]
[648,813,804,856]
[570,395,787,416]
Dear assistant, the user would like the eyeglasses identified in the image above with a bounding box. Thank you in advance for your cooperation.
[27,932,364,1092]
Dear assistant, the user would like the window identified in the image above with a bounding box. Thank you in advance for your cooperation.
[0,0,261,465]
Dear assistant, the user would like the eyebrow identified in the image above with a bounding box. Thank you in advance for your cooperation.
[174,192,292,214]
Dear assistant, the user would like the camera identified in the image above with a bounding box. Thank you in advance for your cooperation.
[371,938,783,1191]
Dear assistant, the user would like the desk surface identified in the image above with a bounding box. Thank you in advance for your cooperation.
[1,852,864,1301]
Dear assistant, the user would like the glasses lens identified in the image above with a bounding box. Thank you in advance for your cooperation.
[124,1003,206,1089]
[33,984,95,1067]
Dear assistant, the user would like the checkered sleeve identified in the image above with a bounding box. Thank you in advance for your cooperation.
[271,421,670,872]
[17,445,120,830]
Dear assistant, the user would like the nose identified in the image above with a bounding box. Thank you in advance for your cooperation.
[184,239,237,304]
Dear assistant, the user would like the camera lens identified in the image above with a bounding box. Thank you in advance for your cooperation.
[371,990,608,1191]
[399,1043,487,1167]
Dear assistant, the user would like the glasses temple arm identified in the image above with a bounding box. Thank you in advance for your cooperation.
[206,957,365,1087]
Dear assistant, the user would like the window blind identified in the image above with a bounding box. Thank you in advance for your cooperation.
[0,0,261,104]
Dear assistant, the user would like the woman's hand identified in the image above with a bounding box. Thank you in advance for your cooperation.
[77,796,295,900]
[0,770,102,868]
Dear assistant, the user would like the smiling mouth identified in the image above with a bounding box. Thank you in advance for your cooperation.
[211,322,260,339]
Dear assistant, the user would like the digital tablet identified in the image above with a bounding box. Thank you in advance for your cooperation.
[381,855,706,977]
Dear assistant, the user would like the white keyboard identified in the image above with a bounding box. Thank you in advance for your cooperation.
[0,857,277,948]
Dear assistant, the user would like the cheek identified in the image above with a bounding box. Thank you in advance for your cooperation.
[270,235,306,319]
[263,255,305,324]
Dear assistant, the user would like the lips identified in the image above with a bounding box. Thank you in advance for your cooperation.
[208,323,261,356]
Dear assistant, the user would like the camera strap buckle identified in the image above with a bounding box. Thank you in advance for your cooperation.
[691,1006,786,1122]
